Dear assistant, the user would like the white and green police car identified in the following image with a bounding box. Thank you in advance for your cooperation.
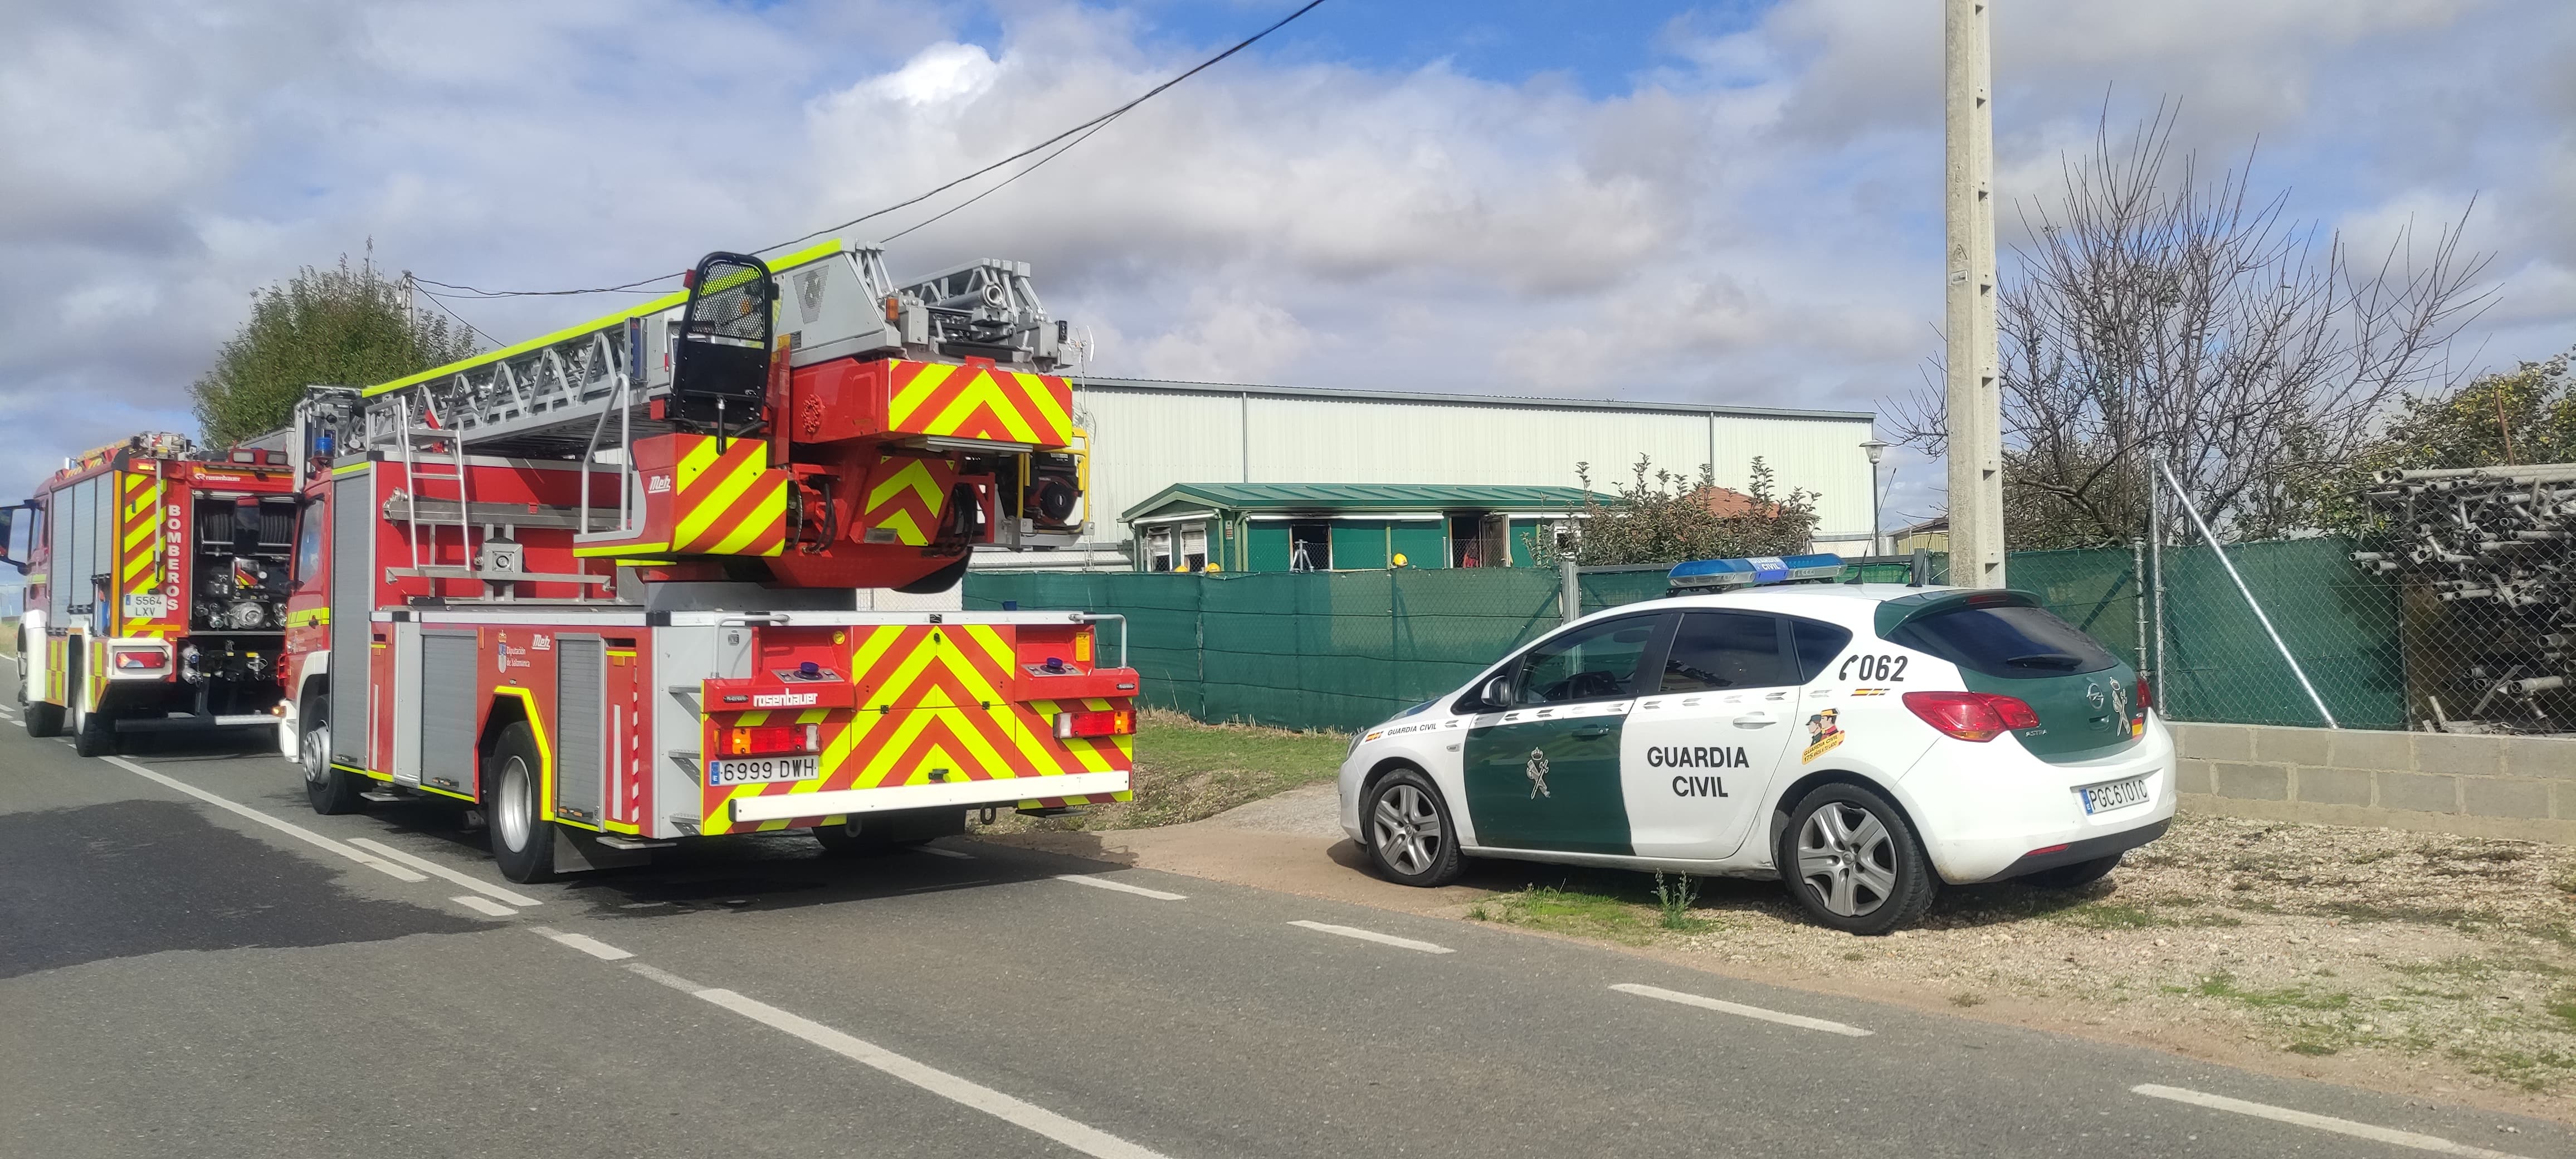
[1336,554,2174,934]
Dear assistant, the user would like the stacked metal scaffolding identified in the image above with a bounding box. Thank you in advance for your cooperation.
[2355,464,2576,732]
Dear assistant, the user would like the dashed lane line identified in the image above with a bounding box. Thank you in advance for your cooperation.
[1289,919,1454,955]
[600,960,1178,1157]
[99,756,429,884]
[348,836,543,907]
[529,927,635,961]
[2132,1084,2532,1158]
[451,894,516,918]
[1611,982,1872,1038]
[1053,873,1186,901]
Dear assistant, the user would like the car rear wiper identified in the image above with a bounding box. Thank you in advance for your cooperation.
[2004,652,2084,670]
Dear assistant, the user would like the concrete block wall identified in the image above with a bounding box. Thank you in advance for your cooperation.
[2170,722,2576,843]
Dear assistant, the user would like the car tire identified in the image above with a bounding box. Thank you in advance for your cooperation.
[72,692,117,757]
[1778,782,1936,936]
[2019,851,2122,890]
[484,721,556,883]
[1363,767,1463,888]
[301,703,368,815]
[813,808,965,857]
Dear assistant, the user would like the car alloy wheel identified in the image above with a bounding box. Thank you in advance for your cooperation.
[1795,801,1899,918]
[1371,782,1445,878]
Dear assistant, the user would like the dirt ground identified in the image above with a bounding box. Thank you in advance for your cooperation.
[985,786,2576,1124]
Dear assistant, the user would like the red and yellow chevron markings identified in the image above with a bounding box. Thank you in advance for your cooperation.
[115,471,165,636]
[699,625,1131,834]
[860,454,954,547]
[886,359,1072,447]
[669,434,788,556]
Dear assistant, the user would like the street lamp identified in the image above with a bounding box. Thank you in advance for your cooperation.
[1860,439,1890,557]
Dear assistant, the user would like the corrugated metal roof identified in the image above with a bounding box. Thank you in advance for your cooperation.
[1077,375,1875,423]
[1124,482,1597,521]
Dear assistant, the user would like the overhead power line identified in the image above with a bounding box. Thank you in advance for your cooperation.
[411,0,1328,300]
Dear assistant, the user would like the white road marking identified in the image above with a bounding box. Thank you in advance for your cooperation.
[529,927,634,961]
[622,961,707,993]
[1053,873,1185,901]
[451,894,516,918]
[2132,1085,2531,1158]
[100,756,430,883]
[1611,983,1872,1038]
[915,845,975,859]
[1290,919,1455,955]
[348,836,542,907]
[695,986,1177,1159]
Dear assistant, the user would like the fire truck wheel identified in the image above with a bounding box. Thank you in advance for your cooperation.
[484,721,557,883]
[72,695,117,757]
[813,808,965,857]
[23,700,62,738]
[892,554,970,595]
[301,709,368,815]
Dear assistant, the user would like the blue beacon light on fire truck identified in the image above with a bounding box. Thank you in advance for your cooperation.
[1665,553,1847,592]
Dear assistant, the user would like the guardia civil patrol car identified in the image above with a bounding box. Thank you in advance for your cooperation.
[1337,555,2174,934]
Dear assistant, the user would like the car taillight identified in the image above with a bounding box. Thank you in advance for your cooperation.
[2134,675,2153,712]
[1902,690,2039,742]
[112,647,165,671]
[725,723,818,756]
[1054,709,1134,739]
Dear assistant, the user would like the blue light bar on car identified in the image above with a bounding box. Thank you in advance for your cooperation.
[1667,553,1847,591]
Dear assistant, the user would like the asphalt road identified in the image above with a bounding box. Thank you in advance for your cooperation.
[4,680,2572,1157]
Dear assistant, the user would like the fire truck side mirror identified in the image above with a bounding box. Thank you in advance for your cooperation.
[0,503,29,573]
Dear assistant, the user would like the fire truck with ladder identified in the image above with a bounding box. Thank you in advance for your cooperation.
[4,434,300,755]
[274,242,1136,882]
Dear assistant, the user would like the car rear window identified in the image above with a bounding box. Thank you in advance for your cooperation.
[1886,605,2118,679]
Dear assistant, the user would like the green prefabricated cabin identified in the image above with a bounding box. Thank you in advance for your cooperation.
[1119,483,1596,573]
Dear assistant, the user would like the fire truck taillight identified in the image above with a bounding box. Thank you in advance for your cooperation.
[111,646,167,671]
[1053,709,1134,739]
[726,723,818,756]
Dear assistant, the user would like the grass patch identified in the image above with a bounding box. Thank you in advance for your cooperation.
[1950,992,1985,1008]
[1652,873,1715,933]
[2285,1042,2339,1056]
[1481,883,1663,945]
[2193,972,2353,1011]
[2047,900,2241,931]
[1001,710,1349,831]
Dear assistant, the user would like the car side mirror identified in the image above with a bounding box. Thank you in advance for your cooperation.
[1478,675,1513,709]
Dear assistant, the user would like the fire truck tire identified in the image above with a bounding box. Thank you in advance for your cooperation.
[813,807,965,856]
[72,695,117,757]
[301,708,368,815]
[893,554,970,595]
[23,700,62,738]
[484,721,557,883]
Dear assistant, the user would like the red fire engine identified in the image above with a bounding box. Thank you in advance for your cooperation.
[4,434,299,754]
[275,243,1134,882]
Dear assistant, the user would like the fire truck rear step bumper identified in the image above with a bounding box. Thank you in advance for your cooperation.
[728,771,1131,825]
[115,713,285,732]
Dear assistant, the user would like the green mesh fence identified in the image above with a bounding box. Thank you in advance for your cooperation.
[965,537,2404,733]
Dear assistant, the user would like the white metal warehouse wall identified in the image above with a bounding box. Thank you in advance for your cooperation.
[1068,378,1880,546]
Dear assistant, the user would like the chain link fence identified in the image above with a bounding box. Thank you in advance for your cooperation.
[2355,466,2576,734]
[967,538,2408,734]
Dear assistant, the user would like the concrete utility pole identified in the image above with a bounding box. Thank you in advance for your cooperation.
[1944,0,2007,588]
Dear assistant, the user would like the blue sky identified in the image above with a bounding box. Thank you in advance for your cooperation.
[4,0,2573,537]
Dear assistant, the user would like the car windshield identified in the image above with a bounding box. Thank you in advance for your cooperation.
[1887,603,2118,679]
[1515,616,1656,705]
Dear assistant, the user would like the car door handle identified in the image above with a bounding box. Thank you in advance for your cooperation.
[1731,714,1777,728]
[1570,725,1612,739]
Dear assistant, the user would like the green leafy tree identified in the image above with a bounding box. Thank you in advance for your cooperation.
[1533,455,1820,566]
[2298,349,2576,535]
[190,251,478,447]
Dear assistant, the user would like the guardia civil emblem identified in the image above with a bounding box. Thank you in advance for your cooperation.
[1525,747,1552,798]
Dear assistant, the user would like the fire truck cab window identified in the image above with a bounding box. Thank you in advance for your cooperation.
[295,508,323,587]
